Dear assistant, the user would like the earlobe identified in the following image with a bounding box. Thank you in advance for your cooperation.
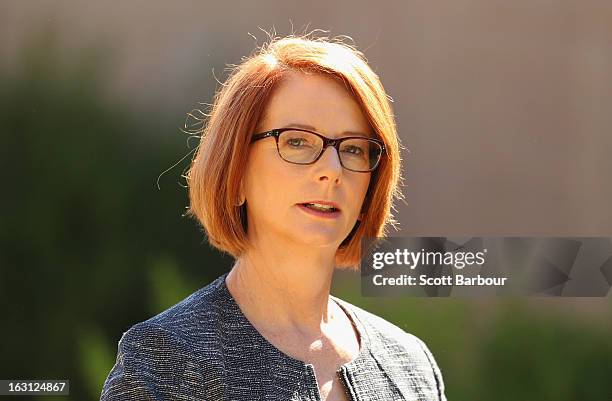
[235,181,246,207]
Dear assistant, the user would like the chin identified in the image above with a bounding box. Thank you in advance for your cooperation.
[289,226,346,247]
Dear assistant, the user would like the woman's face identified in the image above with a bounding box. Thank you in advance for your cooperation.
[242,71,372,251]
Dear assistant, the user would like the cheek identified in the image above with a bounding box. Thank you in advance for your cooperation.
[344,175,370,216]
[244,149,297,210]
[353,175,371,200]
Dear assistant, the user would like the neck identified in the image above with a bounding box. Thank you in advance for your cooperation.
[225,245,339,338]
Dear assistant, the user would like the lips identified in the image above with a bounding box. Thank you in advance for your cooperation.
[298,200,341,212]
[297,203,341,218]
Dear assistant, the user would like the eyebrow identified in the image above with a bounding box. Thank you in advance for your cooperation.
[282,123,372,138]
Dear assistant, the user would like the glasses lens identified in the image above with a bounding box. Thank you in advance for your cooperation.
[339,138,382,172]
[277,130,383,172]
[278,130,323,163]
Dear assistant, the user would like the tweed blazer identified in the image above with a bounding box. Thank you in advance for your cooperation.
[100,272,447,401]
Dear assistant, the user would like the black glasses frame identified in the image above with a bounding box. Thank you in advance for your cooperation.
[250,128,386,173]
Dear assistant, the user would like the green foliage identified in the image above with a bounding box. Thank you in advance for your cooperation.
[148,254,198,313]
[77,326,115,400]
[0,25,228,400]
[476,301,612,401]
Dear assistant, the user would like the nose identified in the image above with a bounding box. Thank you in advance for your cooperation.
[314,145,343,182]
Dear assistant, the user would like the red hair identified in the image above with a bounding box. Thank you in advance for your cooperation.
[186,33,404,269]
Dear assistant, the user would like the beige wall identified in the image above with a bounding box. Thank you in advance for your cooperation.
[2,0,610,234]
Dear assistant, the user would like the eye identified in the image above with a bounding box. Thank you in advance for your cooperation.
[287,138,308,147]
[341,145,364,155]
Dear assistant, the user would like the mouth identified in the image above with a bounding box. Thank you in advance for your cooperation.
[298,201,341,212]
[297,201,342,218]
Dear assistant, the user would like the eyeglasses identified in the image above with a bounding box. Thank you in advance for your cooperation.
[250,128,386,173]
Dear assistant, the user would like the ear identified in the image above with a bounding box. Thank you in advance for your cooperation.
[239,180,245,200]
[235,181,246,207]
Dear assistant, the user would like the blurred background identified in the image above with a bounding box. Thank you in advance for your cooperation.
[1,1,611,400]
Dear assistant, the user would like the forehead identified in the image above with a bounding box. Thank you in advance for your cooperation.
[260,71,372,137]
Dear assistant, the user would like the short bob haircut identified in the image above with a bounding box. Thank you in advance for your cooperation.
[186,33,404,270]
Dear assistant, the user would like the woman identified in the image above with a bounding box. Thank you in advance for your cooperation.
[101,34,447,401]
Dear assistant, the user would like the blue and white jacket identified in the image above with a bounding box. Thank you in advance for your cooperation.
[101,272,447,401]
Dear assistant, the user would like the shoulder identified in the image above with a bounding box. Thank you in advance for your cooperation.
[100,275,228,400]
[332,296,447,401]
[112,273,228,354]
[333,296,424,350]
[141,273,228,341]
[115,272,229,347]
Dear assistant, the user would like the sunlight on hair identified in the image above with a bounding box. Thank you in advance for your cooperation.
[262,53,278,68]
[325,45,354,69]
